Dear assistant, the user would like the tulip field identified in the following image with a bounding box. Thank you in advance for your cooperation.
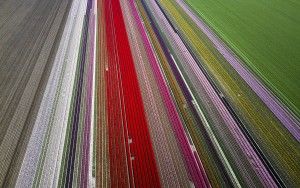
[0,0,299,187]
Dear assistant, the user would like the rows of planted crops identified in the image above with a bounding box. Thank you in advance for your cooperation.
[0,0,299,187]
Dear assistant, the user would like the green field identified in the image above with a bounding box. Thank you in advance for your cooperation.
[186,0,300,117]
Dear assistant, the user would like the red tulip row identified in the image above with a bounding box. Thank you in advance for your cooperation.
[102,0,161,187]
